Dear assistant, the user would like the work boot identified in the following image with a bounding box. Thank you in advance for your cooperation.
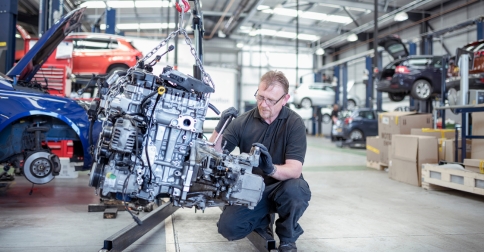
[278,241,297,252]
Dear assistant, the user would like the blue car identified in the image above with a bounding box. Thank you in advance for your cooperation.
[341,108,378,140]
[0,8,100,184]
[376,35,443,101]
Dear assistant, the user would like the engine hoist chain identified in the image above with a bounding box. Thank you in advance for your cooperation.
[130,0,215,91]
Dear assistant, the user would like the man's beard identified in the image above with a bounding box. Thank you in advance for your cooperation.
[258,106,272,120]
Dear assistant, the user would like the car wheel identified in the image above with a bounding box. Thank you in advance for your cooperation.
[107,66,128,77]
[349,129,364,140]
[347,99,356,110]
[322,114,331,124]
[411,79,433,100]
[388,92,406,102]
[300,98,312,109]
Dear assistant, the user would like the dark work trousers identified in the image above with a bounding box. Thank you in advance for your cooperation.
[218,178,311,243]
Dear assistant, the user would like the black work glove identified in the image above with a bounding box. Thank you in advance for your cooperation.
[252,143,276,176]
[215,107,238,133]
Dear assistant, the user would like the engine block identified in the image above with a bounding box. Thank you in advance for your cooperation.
[89,65,265,210]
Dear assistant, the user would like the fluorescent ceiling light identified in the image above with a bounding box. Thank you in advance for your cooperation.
[249,29,259,36]
[259,29,277,36]
[100,23,176,30]
[315,48,325,55]
[236,42,244,48]
[277,31,296,39]
[347,33,358,42]
[297,34,319,41]
[303,12,327,20]
[273,8,299,17]
[260,7,351,24]
[80,1,171,9]
[257,5,271,11]
[239,28,319,41]
[317,3,369,12]
[394,12,409,22]
[324,15,352,24]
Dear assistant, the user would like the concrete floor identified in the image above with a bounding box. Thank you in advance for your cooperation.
[1,136,484,252]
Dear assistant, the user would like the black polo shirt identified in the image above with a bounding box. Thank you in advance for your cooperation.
[222,106,307,185]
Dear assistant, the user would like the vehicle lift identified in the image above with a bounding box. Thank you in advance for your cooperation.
[95,1,276,251]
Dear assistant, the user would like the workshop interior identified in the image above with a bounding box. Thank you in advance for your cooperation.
[1,0,484,251]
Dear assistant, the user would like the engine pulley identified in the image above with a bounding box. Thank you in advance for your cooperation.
[89,162,104,188]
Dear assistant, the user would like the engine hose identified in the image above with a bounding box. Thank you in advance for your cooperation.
[208,103,220,115]
[145,93,162,184]
[139,90,160,112]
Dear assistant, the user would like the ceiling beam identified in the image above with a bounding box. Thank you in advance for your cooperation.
[343,7,359,27]
[318,0,435,49]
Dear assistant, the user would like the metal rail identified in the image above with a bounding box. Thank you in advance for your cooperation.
[100,203,179,252]
[247,230,277,252]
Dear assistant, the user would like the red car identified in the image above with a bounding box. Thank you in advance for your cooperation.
[446,39,484,92]
[65,33,143,78]
[15,28,143,78]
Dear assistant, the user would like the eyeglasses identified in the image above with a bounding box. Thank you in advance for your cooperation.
[254,89,286,106]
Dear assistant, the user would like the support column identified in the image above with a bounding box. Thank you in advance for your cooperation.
[408,42,417,108]
[49,0,61,29]
[333,65,340,105]
[314,72,322,82]
[440,56,448,129]
[365,56,373,108]
[376,51,383,111]
[342,63,348,109]
[39,0,48,36]
[424,35,433,55]
[477,21,484,41]
[105,8,116,34]
[0,0,17,73]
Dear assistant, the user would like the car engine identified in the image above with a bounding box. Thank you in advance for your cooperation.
[88,62,265,210]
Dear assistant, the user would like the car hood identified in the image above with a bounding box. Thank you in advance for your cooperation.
[6,7,85,82]
[378,35,409,60]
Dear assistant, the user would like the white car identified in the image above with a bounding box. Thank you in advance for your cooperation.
[291,82,358,110]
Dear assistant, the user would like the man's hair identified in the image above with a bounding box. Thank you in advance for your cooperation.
[260,70,289,94]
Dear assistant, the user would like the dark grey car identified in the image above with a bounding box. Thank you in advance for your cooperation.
[376,36,444,101]
[341,108,379,140]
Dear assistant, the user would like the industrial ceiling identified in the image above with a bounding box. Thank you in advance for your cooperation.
[17,0,452,52]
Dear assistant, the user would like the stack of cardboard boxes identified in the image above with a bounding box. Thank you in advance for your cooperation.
[365,111,475,186]
[364,110,484,192]
[463,111,484,173]
[366,112,433,167]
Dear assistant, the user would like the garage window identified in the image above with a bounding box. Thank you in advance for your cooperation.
[74,38,115,50]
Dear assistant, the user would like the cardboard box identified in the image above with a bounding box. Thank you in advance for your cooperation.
[410,128,456,139]
[388,135,438,186]
[471,111,484,159]
[380,139,391,165]
[366,136,380,163]
[438,138,446,161]
[410,128,456,161]
[378,112,432,140]
[463,159,484,173]
[443,139,472,162]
